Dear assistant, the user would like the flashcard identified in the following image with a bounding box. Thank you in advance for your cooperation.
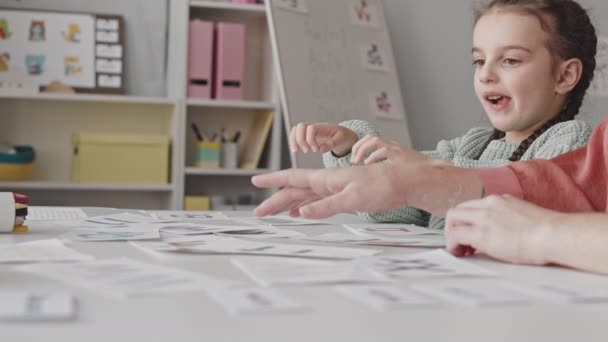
[336,285,439,311]
[98,74,121,88]
[207,287,308,316]
[349,0,380,28]
[167,235,381,259]
[61,228,160,242]
[96,30,119,43]
[215,227,305,239]
[62,213,156,229]
[15,258,233,298]
[96,44,122,58]
[0,239,94,263]
[157,222,257,236]
[343,223,442,237]
[231,257,385,287]
[370,91,401,119]
[357,249,496,279]
[95,58,122,74]
[295,233,445,248]
[96,18,119,31]
[274,0,309,14]
[411,280,533,307]
[147,210,227,221]
[0,293,77,321]
[241,215,327,226]
[361,43,390,72]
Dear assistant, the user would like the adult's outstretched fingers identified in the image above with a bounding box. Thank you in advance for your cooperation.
[252,169,316,189]
[298,188,359,219]
[254,187,319,217]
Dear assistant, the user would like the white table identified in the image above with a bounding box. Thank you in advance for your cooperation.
[2,209,608,342]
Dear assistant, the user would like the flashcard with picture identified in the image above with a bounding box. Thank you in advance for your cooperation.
[369,90,402,120]
[350,0,380,28]
[361,43,390,72]
[274,0,309,14]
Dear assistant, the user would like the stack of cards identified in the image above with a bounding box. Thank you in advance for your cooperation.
[13,193,29,233]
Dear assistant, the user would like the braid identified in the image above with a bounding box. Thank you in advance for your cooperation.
[474,129,505,160]
[507,111,567,161]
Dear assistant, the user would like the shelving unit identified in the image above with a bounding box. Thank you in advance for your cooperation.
[0,1,283,210]
[167,0,283,209]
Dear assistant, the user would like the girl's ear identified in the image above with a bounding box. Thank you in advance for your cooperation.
[555,58,583,95]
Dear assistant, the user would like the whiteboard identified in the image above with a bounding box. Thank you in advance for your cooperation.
[267,0,412,168]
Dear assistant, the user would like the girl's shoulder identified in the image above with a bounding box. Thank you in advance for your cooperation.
[458,126,495,143]
[537,119,593,141]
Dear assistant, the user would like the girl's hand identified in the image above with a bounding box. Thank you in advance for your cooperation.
[351,135,430,164]
[289,122,358,156]
[445,195,561,265]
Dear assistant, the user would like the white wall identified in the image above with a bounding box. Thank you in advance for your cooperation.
[384,0,608,149]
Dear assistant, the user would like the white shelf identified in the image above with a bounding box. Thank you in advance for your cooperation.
[186,99,276,110]
[0,181,174,192]
[190,1,266,13]
[185,167,271,176]
[0,93,175,105]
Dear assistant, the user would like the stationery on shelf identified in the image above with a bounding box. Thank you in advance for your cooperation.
[214,22,245,100]
[188,20,214,99]
[239,111,274,169]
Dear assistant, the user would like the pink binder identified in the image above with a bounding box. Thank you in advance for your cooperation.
[188,20,214,99]
[214,22,245,100]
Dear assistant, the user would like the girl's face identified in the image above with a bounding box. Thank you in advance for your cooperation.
[473,10,565,143]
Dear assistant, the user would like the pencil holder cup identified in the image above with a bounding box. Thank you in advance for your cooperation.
[196,141,220,168]
[221,142,238,169]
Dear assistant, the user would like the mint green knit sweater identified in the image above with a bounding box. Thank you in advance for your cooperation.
[322,119,592,230]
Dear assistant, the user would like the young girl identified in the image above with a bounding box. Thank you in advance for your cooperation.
[289,0,596,230]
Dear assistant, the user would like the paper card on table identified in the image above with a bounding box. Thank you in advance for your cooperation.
[215,227,305,239]
[147,210,228,221]
[0,293,77,321]
[168,235,381,259]
[129,241,179,257]
[295,233,445,248]
[241,215,327,226]
[156,222,261,236]
[207,287,308,316]
[343,223,441,237]
[503,281,608,304]
[231,257,385,287]
[26,207,87,221]
[0,239,94,263]
[61,227,160,242]
[15,258,233,298]
[411,280,533,307]
[335,285,439,311]
[66,213,157,229]
[357,249,496,279]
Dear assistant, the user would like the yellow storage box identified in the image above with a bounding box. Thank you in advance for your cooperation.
[72,132,170,184]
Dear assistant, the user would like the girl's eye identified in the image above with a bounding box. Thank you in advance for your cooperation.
[504,58,521,66]
[472,59,485,67]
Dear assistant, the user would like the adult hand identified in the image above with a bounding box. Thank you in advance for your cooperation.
[289,122,358,156]
[445,195,561,265]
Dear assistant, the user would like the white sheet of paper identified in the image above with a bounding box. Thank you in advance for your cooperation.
[0,293,76,321]
[231,257,385,287]
[207,287,308,316]
[71,213,157,228]
[215,227,305,239]
[147,210,227,221]
[241,215,327,226]
[168,235,381,259]
[296,232,445,247]
[129,241,178,257]
[357,249,496,279]
[15,258,233,298]
[0,239,94,263]
[26,207,87,221]
[504,281,608,304]
[343,223,442,237]
[61,227,161,241]
[411,281,532,307]
[335,285,439,311]
[157,222,267,236]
